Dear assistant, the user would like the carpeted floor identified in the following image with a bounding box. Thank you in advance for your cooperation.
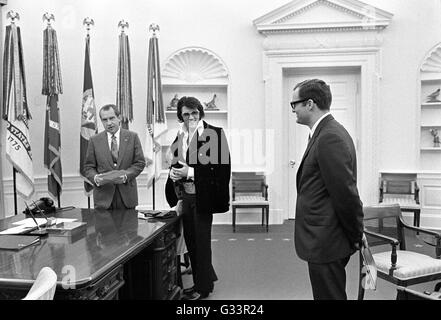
[181,220,440,300]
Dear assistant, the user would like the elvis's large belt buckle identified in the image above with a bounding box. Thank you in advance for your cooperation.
[183,182,196,194]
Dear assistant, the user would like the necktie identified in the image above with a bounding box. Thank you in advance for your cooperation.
[111,134,118,164]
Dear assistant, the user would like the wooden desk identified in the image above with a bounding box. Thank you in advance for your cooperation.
[0,208,181,300]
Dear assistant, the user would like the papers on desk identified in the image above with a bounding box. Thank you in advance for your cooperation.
[0,225,36,235]
[0,218,78,235]
[12,218,77,227]
[12,218,47,228]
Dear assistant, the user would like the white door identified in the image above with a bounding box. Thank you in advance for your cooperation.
[287,67,360,219]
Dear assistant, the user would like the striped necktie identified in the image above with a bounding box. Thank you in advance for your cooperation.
[111,134,118,164]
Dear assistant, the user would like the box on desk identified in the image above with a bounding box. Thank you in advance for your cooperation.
[46,222,87,237]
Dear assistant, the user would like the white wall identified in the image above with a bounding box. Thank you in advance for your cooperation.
[364,0,441,170]
[1,0,440,221]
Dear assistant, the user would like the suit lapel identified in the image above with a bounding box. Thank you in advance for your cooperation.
[297,115,334,188]
[99,132,114,168]
[117,129,129,167]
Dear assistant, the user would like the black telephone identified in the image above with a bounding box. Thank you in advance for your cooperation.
[23,197,56,215]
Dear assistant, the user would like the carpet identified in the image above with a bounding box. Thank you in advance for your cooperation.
[181,220,440,300]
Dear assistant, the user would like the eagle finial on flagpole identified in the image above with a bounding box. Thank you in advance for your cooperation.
[118,20,129,34]
[83,17,95,35]
[149,23,160,37]
[7,11,20,25]
[43,12,55,27]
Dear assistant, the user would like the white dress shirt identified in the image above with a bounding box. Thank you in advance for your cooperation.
[310,112,331,139]
[107,129,120,151]
[178,120,204,180]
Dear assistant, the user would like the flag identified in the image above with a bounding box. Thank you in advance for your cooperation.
[79,34,98,194]
[116,31,133,129]
[42,25,63,201]
[2,24,34,200]
[145,35,167,188]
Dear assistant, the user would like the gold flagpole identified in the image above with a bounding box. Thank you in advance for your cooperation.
[149,23,159,211]
[7,11,20,215]
[83,17,94,210]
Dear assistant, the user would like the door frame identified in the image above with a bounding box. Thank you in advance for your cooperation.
[286,67,361,219]
[263,48,381,223]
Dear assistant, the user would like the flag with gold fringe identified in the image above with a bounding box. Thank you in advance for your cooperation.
[145,32,167,189]
[43,23,63,201]
[79,34,97,194]
[2,23,34,200]
[116,29,133,129]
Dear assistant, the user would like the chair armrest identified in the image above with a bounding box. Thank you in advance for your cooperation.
[400,217,441,238]
[364,229,400,271]
[400,217,441,258]
[264,184,268,200]
[364,228,400,246]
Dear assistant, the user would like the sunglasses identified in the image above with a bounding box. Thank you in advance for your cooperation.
[182,111,200,118]
[290,99,309,110]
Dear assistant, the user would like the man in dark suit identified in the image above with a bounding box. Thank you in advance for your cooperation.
[291,79,364,300]
[84,104,145,209]
[165,96,231,300]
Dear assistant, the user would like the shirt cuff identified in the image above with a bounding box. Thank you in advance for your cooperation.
[94,174,100,187]
[187,167,194,180]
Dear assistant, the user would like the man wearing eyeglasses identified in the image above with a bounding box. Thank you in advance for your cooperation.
[165,96,231,300]
[291,79,364,300]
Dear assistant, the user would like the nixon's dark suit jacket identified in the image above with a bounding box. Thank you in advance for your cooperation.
[165,121,231,214]
[295,114,364,264]
[84,129,146,209]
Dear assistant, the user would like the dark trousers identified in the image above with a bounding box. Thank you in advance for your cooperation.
[308,256,351,300]
[109,187,131,210]
[181,194,218,293]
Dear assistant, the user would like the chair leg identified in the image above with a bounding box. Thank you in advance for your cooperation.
[233,208,235,232]
[261,208,264,226]
[396,288,406,300]
[417,210,420,227]
[414,209,421,235]
[177,255,183,288]
[266,207,269,232]
[357,252,365,300]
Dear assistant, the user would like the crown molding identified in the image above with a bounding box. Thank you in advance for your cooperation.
[253,0,393,34]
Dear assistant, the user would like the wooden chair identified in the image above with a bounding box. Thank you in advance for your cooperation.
[358,204,441,300]
[22,267,57,300]
[232,172,269,232]
[379,178,421,227]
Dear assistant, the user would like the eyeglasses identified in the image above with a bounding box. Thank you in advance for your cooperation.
[290,99,309,110]
[182,111,200,119]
